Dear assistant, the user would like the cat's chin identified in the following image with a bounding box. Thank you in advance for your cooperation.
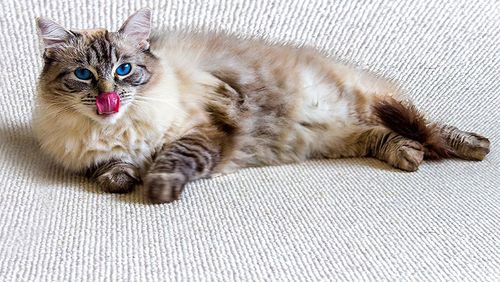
[82,103,130,125]
[95,113,122,125]
[86,110,126,125]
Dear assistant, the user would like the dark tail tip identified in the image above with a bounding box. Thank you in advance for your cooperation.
[373,97,453,159]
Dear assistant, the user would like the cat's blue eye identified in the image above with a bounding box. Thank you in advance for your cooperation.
[74,68,93,80]
[116,63,132,76]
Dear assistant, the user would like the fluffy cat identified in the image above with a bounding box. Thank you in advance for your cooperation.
[33,9,490,203]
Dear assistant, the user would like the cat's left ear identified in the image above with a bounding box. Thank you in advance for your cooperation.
[36,17,75,49]
[118,8,152,50]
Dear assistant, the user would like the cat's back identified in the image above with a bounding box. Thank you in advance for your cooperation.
[149,30,398,96]
[149,30,305,75]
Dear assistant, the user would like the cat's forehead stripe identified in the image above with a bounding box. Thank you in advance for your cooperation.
[85,36,116,71]
[77,28,108,41]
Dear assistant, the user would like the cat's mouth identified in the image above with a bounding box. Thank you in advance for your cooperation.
[96,92,120,115]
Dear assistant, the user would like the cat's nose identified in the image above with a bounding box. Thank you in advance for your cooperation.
[98,80,114,93]
[96,92,120,115]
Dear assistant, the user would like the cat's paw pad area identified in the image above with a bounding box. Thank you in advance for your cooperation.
[96,165,139,194]
[460,132,490,161]
[144,172,186,204]
[393,141,424,172]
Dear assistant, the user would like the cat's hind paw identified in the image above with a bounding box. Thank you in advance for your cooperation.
[457,132,490,161]
[396,142,425,171]
[386,140,425,172]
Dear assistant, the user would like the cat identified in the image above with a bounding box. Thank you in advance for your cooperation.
[33,8,490,204]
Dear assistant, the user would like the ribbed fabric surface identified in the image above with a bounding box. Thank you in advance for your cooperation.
[0,0,499,281]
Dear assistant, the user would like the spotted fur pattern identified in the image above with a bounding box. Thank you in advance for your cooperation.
[34,9,490,203]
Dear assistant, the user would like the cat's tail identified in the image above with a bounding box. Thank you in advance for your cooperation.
[373,96,454,159]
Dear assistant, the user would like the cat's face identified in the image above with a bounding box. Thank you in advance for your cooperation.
[36,9,158,125]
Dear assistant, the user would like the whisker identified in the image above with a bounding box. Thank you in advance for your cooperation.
[43,102,82,120]
[131,98,185,113]
[133,96,172,103]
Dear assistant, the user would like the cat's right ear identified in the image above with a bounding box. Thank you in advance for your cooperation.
[36,17,74,49]
[118,8,152,50]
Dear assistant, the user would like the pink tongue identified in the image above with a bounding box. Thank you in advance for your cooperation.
[96,92,120,115]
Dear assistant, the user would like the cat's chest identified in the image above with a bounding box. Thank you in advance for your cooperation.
[89,126,153,155]
[81,121,164,166]
[44,118,168,172]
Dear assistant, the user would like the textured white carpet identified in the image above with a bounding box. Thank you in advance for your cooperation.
[0,0,499,281]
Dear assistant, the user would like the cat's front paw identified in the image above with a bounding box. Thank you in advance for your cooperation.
[96,165,140,194]
[144,172,186,204]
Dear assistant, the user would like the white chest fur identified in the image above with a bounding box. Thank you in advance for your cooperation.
[33,109,167,172]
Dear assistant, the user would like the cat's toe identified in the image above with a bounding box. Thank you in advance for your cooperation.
[460,133,490,161]
[144,172,186,204]
[394,142,424,172]
[96,166,139,194]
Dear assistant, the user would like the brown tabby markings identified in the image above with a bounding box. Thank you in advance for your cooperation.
[34,9,491,204]
[439,125,490,160]
[352,88,369,122]
[90,160,141,193]
[145,126,224,203]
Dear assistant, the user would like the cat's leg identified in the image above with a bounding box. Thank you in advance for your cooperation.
[89,160,141,193]
[144,126,225,203]
[437,124,490,161]
[372,96,491,161]
[354,127,425,172]
[352,125,490,171]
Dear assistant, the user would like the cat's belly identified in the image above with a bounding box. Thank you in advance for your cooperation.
[221,60,394,169]
[225,92,362,169]
[288,61,399,158]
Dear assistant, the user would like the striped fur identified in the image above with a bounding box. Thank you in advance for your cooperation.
[88,160,141,193]
[34,9,490,203]
[145,126,224,203]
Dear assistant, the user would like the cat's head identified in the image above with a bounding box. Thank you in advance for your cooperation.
[36,8,159,125]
